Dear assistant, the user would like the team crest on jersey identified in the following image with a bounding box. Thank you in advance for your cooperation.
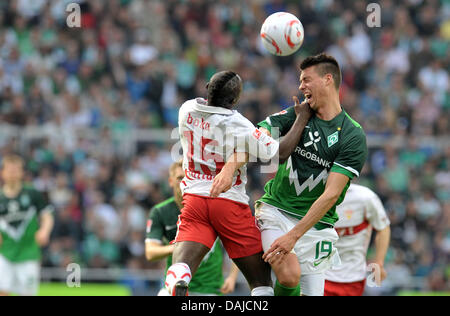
[327,131,339,148]
[344,209,353,220]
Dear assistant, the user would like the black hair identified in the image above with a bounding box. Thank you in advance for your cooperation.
[207,71,243,109]
[300,53,342,90]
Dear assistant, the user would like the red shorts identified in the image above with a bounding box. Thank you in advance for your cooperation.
[324,279,366,296]
[175,193,263,259]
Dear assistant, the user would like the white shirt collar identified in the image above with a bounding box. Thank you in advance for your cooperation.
[192,98,234,115]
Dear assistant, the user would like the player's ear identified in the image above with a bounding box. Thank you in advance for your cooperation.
[205,82,210,90]
[325,73,334,87]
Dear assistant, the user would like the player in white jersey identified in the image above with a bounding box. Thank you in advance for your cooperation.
[324,183,390,296]
[165,70,312,296]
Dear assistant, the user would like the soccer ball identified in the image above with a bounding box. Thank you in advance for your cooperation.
[165,263,191,294]
[260,12,304,56]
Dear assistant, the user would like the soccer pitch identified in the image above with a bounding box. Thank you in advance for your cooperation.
[38,283,131,296]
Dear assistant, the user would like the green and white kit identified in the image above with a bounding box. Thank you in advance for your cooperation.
[0,186,53,295]
[256,106,367,295]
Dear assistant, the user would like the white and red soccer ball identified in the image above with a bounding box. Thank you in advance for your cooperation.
[260,12,304,56]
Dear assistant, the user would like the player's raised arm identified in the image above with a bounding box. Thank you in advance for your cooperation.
[278,96,313,164]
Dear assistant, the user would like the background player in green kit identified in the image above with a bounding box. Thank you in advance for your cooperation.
[145,160,239,296]
[256,53,368,296]
[0,154,54,296]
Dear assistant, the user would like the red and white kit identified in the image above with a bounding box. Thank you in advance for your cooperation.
[176,98,279,258]
[324,184,390,296]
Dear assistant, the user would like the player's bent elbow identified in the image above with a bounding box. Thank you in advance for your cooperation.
[145,251,153,261]
[278,152,289,164]
[145,248,157,261]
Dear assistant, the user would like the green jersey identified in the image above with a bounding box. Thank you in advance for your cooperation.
[146,197,224,295]
[0,185,53,262]
[258,106,368,226]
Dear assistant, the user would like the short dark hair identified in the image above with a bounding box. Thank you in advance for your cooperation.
[207,71,243,109]
[300,53,341,89]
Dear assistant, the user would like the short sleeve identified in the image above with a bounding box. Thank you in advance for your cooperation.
[365,192,390,231]
[33,190,53,216]
[257,106,297,138]
[331,132,368,179]
[145,208,164,243]
[230,114,279,161]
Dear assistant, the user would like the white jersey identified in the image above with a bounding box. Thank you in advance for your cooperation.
[325,184,390,283]
[178,98,279,205]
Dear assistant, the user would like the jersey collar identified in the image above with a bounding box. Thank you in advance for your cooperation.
[193,98,234,115]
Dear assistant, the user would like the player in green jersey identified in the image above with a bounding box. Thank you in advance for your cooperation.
[0,154,54,296]
[212,54,368,296]
[145,161,240,295]
[257,53,368,296]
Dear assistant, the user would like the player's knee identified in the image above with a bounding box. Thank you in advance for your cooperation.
[276,264,301,288]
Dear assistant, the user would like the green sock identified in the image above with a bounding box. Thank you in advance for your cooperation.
[274,280,300,296]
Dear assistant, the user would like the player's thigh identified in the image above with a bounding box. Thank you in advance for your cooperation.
[255,203,301,285]
[255,202,293,252]
[175,194,217,250]
[0,255,14,295]
[270,253,301,287]
[232,252,272,289]
[209,199,262,259]
[295,227,340,275]
[14,260,40,296]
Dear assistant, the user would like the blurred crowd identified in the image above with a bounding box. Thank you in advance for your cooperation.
[0,0,448,294]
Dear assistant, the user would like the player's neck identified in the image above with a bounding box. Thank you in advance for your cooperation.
[3,182,23,198]
[315,96,342,121]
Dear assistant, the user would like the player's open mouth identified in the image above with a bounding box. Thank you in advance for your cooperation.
[305,93,312,103]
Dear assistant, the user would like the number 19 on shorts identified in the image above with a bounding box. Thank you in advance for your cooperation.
[313,241,332,267]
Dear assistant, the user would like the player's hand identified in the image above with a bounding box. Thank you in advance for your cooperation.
[35,229,50,247]
[370,261,387,285]
[220,276,237,294]
[210,168,234,198]
[379,265,387,283]
[293,96,313,121]
[262,232,297,265]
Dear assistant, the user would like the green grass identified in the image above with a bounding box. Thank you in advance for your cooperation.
[38,282,131,296]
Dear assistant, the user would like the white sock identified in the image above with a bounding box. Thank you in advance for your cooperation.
[251,286,274,296]
[165,262,192,295]
[157,288,170,296]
